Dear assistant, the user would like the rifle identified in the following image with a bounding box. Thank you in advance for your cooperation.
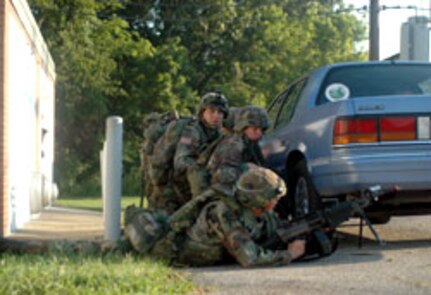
[264,199,383,256]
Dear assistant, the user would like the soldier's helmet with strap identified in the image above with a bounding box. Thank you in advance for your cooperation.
[236,167,286,209]
[234,106,270,132]
[223,106,241,130]
[199,92,229,118]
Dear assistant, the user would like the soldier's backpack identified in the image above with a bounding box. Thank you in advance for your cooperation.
[125,191,221,263]
[124,205,170,254]
[140,111,179,161]
[139,111,179,204]
[148,117,195,186]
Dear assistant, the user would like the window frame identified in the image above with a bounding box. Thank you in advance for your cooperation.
[267,77,308,132]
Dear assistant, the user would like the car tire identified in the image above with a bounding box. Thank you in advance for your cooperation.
[288,159,322,218]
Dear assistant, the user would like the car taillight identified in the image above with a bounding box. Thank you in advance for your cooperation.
[333,115,429,145]
[418,117,431,140]
[380,116,416,141]
[333,118,378,144]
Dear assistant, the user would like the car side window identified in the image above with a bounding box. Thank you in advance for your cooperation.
[267,90,287,133]
[274,79,307,129]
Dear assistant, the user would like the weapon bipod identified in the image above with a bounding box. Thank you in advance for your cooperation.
[356,208,384,248]
[355,185,385,248]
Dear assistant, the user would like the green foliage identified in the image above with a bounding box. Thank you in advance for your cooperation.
[0,253,195,294]
[29,0,367,196]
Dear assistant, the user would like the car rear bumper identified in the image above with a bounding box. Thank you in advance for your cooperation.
[311,151,431,196]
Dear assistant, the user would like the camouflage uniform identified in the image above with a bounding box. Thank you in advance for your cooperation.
[173,92,229,201]
[207,106,269,197]
[148,168,294,267]
[182,106,241,198]
[222,106,241,135]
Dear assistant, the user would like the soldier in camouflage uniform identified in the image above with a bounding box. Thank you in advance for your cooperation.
[185,106,242,198]
[206,106,269,198]
[221,106,241,135]
[126,167,306,267]
[173,92,229,202]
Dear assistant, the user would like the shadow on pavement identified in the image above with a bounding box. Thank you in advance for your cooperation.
[187,229,430,272]
[338,231,431,251]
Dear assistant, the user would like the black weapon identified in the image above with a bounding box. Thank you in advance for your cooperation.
[263,198,383,256]
[279,200,381,238]
[280,184,385,242]
[276,201,357,243]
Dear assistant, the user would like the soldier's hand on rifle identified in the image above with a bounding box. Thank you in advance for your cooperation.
[288,239,306,260]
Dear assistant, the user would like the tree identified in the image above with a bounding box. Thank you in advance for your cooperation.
[120,0,366,105]
[29,0,367,196]
[29,0,150,194]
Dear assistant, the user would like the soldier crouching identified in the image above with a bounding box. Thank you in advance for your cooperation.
[125,167,306,268]
[206,105,269,198]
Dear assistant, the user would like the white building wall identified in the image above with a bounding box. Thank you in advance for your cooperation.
[4,0,56,233]
[7,14,37,230]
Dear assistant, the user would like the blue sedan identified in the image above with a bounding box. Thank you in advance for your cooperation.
[264,61,431,223]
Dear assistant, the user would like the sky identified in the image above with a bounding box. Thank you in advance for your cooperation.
[344,0,430,59]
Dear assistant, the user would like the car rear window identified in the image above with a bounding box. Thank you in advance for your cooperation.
[317,64,431,104]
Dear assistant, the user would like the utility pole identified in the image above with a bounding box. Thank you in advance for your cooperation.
[369,0,380,60]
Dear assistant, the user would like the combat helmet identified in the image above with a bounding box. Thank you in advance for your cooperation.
[223,106,241,131]
[234,106,270,132]
[125,209,168,254]
[198,92,229,118]
[236,167,286,209]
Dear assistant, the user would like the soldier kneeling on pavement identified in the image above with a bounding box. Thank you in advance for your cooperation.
[206,106,269,199]
[125,167,306,267]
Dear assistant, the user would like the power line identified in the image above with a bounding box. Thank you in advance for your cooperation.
[380,5,431,12]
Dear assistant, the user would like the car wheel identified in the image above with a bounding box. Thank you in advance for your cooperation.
[288,159,321,218]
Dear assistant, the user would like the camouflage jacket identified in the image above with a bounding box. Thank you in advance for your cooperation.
[173,120,220,196]
[174,120,220,175]
[175,198,292,267]
[206,134,264,197]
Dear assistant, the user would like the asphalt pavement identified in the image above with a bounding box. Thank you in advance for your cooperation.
[187,215,431,295]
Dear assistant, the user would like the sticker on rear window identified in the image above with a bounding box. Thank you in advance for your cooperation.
[325,83,350,102]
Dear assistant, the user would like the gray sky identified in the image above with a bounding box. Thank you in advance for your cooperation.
[344,0,430,59]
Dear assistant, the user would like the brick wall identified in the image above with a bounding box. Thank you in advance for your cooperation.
[0,0,9,238]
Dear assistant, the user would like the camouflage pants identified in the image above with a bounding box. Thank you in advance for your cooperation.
[186,163,211,199]
[148,185,177,214]
[148,184,191,215]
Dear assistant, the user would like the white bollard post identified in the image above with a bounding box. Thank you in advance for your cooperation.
[104,116,123,241]
[100,141,106,222]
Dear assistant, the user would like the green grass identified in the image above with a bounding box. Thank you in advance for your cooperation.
[54,196,145,224]
[15,196,199,294]
[0,253,196,294]
[54,196,143,212]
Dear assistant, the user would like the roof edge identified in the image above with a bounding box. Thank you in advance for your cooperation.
[10,0,56,80]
